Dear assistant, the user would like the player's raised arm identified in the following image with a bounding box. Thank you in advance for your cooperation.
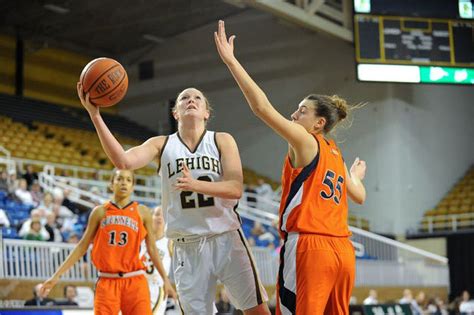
[214,20,317,167]
[40,206,105,296]
[77,82,165,170]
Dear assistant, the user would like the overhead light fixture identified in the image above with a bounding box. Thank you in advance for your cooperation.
[142,34,165,44]
[43,4,70,14]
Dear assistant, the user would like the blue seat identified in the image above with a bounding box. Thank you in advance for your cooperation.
[5,201,22,212]
[7,210,29,220]
[73,223,85,235]
[18,203,33,212]
[78,214,88,224]
[2,227,19,239]
[0,190,7,201]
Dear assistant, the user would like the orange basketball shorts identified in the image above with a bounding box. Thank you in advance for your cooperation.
[276,233,355,315]
[94,274,152,315]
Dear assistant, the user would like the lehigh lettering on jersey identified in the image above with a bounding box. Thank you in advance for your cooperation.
[166,156,221,178]
[101,215,139,232]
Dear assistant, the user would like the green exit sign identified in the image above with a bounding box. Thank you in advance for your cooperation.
[357,64,474,85]
[420,66,474,84]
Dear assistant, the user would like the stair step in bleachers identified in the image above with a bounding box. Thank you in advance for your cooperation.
[420,166,474,232]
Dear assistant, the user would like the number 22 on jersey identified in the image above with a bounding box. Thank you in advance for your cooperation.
[180,175,215,209]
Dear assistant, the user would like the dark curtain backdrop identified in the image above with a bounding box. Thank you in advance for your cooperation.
[447,233,474,300]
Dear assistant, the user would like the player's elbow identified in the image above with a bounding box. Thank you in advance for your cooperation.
[232,189,243,200]
[114,158,131,170]
[352,192,366,205]
[231,182,243,199]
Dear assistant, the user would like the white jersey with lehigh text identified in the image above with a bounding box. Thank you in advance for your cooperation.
[159,130,241,239]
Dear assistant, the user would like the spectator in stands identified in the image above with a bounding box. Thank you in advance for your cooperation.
[45,212,63,242]
[30,180,44,207]
[436,297,449,315]
[24,283,56,306]
[255,178,273,197]
[426,297,448,315]
[49,190,76,233]
[8,169,20,195]
[56,285,79,306]
[416,291,427,311]
[52,189,75,217]
[460,290,474,315]
[349,296,358,305]
[399,289,413,304]
[0,208,10,227]
[19,209,49,240]
[251,221,266,238]
[23,219,48,241]
[67,232,80,244]
[22,164,38,188]
[216,287,236,314]
[399,289,423,315]
[62,188,79,214]
[0,170,8,191]
[37,192,54,213]
[363,289,379,305]
[15,178,35,206]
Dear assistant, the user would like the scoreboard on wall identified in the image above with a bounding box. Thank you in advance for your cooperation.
[353,0,474,84]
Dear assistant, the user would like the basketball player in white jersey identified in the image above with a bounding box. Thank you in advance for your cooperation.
[77,84,270,315]
[140,206,172,315]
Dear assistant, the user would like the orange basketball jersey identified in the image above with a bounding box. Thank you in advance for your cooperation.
[279,134,350,237]
[92,201,147,273]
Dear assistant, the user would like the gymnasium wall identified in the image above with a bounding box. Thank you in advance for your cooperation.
[120,11,474,234]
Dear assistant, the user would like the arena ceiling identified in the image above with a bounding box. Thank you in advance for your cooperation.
[0,0,246,56]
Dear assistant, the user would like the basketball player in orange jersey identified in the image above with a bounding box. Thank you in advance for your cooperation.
[40,169,176,315]
[215,20,367,315]
[76,83,270,314]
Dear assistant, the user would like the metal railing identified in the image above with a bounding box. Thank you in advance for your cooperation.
[0,236,448,287]
[1,238,97,282]
[350,226,448,264]
[0,237,279,285]
[38,165,160,208]
[417,213,474,233]
[241,192,281,214]
[11,156,159,187]
[241,191,369,229]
